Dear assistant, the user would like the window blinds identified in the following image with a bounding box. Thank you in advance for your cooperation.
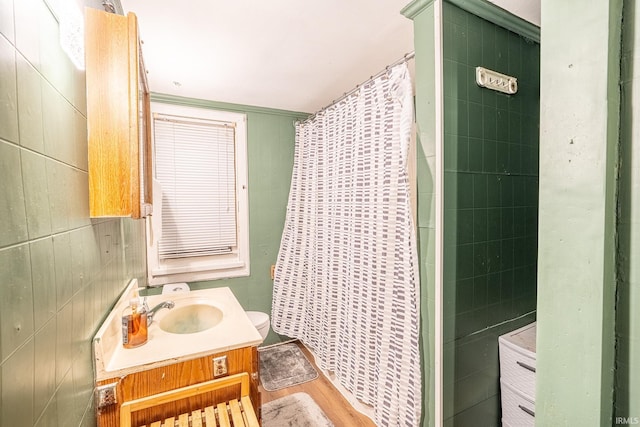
[153,114,237,260]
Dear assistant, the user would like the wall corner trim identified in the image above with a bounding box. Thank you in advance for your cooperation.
[402,0,540,41]
[447,0,540,42]
[150,93,310,119]
[401,0,435,20]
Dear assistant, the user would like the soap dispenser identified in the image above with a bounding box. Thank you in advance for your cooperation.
[122,296,148,348]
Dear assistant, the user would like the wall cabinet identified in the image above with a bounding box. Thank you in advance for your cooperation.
[95,346,261,426]
[85,8,152,218]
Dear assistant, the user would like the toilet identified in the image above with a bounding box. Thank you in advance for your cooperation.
[246,311,270,342]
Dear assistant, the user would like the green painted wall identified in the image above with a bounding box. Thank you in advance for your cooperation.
[403,1,438,426]
[536,0,622,425]
[150,94,307,346]
[441,3,539,425]
[616,0,640,423]
[0,1,147,426]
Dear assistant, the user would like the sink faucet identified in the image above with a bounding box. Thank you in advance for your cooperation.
[144,299,175,325]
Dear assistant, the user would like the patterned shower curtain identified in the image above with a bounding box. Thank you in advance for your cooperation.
[271,62,421,427]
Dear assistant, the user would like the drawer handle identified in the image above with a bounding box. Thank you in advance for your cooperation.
[517,361,536,373]
[519,404,535,417]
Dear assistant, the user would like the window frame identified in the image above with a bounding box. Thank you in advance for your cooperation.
[147,102,250,286]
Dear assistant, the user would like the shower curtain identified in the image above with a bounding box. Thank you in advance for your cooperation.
[271,62,420,427]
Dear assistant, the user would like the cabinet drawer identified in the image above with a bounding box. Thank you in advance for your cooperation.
[499,338,536,399]
[498,322,536,400]
[501,379,535,427]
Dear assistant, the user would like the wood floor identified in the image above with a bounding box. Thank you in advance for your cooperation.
[259,341,377,427]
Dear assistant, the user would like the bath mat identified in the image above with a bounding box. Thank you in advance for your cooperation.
[262,392,334,427]
[259,342,318,391]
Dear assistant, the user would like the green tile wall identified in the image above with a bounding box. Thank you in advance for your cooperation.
[0,1,147,426]
[149,95,307,347]
[441,3,539,425]
[617,0,640,421]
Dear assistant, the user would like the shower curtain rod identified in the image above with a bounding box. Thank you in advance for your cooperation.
[301,51,415,122]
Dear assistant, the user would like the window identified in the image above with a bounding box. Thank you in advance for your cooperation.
[147,102,249,285]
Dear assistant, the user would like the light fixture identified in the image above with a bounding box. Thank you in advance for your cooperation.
[48,0,85,70]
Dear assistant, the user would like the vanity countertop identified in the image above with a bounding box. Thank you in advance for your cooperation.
[93,279,262,381]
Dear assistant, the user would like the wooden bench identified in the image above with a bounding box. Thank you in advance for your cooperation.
[120,372,259,427]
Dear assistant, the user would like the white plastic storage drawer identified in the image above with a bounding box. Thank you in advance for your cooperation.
[498,322,536,399]
[501,379,535,427]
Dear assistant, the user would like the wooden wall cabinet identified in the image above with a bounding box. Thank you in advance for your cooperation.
[85,8,152,218]
[95,346,261,427]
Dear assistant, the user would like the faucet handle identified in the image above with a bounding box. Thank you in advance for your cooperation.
[146,300,175,326]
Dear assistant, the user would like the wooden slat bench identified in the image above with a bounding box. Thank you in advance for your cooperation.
[120,372,259,427]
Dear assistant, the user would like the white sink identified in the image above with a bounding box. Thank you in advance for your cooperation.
[157,298,224,334]
[93,279,263,381]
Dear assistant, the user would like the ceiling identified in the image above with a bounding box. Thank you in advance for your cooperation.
[119,0,539,114]
[487,0,540,26]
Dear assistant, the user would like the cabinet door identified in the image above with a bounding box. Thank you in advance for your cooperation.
[95,347,260,427]
[85,8,152,218]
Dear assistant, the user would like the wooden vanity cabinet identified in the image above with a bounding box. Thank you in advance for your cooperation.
[95,346,261,427]
[85,8,152,218]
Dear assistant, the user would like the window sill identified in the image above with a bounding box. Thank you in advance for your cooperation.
[149,261,249,286]
[152,260,245,276]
